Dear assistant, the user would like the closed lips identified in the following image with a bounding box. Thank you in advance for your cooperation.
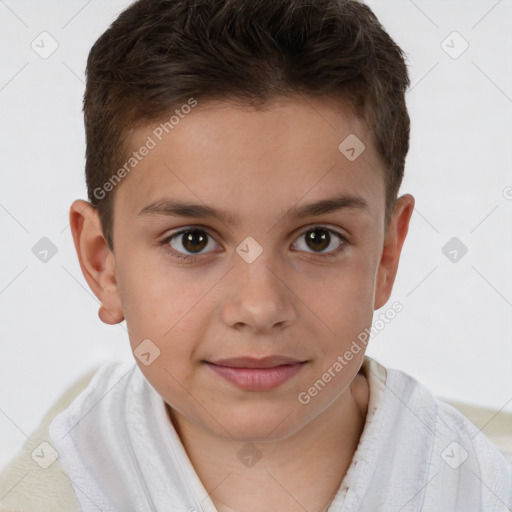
[206,356,307,368]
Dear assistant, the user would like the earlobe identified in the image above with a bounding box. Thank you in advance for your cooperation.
[69,199,125,325]
[98,303,124,324]
[374,194,415,310]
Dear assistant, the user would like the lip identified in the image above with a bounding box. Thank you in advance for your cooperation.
[204,356,307,391]
[209,355,304,368]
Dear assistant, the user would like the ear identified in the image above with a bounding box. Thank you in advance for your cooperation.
[69,199,124,325]
[374,194,415,310]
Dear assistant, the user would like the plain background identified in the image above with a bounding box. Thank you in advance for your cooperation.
[1,0,511,472]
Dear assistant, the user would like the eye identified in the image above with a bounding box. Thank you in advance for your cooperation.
[160,227,219,262]
[159,224,349,263]
[292,225,348,257]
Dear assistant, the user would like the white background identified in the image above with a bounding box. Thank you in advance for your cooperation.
[1,0,511,472]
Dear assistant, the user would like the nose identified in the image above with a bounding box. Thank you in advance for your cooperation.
[221,248,297,334]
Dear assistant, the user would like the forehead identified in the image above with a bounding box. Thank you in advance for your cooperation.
[114,96,385,224]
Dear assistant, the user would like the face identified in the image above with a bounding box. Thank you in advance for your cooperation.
[72,96,413,442]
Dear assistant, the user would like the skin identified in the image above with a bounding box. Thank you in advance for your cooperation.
[70,95,414,512]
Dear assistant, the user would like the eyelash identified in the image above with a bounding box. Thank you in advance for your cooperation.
[158,225,349,263]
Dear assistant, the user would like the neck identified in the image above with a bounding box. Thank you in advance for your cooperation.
[166,370,369,512]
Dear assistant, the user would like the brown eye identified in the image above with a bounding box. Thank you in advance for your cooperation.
[180,230,209,253]
[293,226,346,256]
[164,228,218,258]
[305,228,330,252]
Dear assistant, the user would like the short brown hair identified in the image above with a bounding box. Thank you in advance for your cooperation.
[84,0,410,252]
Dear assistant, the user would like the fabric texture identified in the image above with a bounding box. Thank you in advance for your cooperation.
[0,369,95,511]
[1,356,511,511]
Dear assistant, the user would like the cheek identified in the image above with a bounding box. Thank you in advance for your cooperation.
[116,257,217,370]
[304,254,377,340]
[117,251,194,327]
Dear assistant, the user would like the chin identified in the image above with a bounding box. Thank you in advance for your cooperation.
[211,403,308,442]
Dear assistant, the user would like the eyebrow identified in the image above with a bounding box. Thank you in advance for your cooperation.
[137,194,369,225]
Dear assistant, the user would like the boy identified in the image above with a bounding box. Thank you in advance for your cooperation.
[1,0,511,510]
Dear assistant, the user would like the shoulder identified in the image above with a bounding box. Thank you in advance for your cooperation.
[432,398,512,506]
[381,361,512,505]
[0,364,112,511]
[386,363,512,462]
[438,397,512,466]
[435,397,512,476]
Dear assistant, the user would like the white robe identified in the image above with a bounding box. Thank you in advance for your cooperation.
[47,356,512,511]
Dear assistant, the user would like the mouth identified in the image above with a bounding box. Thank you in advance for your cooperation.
[208,355,306,368]
[204,356,308,391]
